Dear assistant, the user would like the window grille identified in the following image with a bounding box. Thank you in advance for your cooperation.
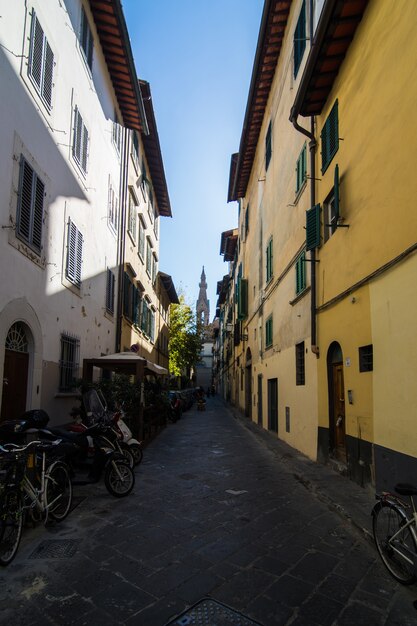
[17,156,44,253]
[59,333,80,392]
[6,323,28,353]
[28,12,54,110]
[296,341,305,385]
[359,345,373,372]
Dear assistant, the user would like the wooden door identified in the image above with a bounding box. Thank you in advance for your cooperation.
[268,378,278,433]
[257,375,263,425]
[1,349,29,421]
[245,365,252,418]
[332,363,346,462]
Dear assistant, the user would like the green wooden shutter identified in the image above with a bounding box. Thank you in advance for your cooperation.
[296,252,306,295]
[321,100,339,173]
[306,204,321,250]
[334,164,340,222]
[294,0,306,77]
[123,272,130,318]
[237,278,248,320]
[265,121,272,170]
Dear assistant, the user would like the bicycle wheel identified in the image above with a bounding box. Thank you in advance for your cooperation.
[372,500,417,584]
[128,443,143,466]
[0,489,23,566]
[45,461,73,521]
[104,459,134,498]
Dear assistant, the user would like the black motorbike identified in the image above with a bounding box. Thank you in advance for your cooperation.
[0,410,135,498]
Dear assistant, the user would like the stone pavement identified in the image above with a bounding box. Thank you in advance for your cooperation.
[0,396,416,625]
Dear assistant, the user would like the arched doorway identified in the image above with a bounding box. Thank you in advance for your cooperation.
[1,322,31,421]
[327,341,346,463]
[245,348,252,418]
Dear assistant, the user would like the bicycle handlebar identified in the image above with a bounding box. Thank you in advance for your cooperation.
[0,439,64,454]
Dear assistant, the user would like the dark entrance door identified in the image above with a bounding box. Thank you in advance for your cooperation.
[327,342,347,463]
[257,374,263,425]
[268,378,278,433]
[1,349,29,421]
[245,365,252,418]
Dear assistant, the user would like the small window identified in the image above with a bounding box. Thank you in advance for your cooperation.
[72,106,89,174]
[296,144,307,194]
[59,333,80,392]
[146,237,152,276]
[321,100,339,173]
[66,219,83,287]
[265,121,272,171]
[141,299,149,335]
[79,6,93,70]
[16,156,44,254]
[138,215,146,261]
[295,252,306,295]
[148,188,154,224]
[152,253,158,284]
[266,237,273,283]
[245,204,250,236]
[294,0,306,78]
[105,268,115,315]
[153,212,159,239]
[28,12,54,110]
[359,345,373,372]
[265,315,273,349]
[296,341,305,385]
[108,180,118,233]
[128,189,137,241]
[112,114,122,155]
[324,165,340,242]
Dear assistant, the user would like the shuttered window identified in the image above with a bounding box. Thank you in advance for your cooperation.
[296,341,305,385]
[108,181,118,232]
[79,6,93,70]
[237,277,248,320]
[321,100,339,173]
[105,268,115,315]
[265,121,272,171]
[66,220,83,287]
[266,238,273,283]
[73,107,89,174]
[28,12,54,110]
[295,252,306,295]
[294,0,306,78]
[265,315,273,349]
[128,189,137,240]
[146,238,152,276]
[16,157,44,254]
[59,334,80,392]
[138,216,145,260]
[306,204,321,250]
[296,144,307,194]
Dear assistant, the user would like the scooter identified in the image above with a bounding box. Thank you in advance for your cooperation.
[111,408,143,466]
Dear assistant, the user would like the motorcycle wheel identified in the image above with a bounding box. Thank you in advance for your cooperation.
[104,459,134,498]
[128,443,143,466]
[119,443,135,468]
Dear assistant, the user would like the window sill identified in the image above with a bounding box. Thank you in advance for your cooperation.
[294,179,307,205]
[127,230,136,246]
[289,285,311,306]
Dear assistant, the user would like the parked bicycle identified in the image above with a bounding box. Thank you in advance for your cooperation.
[372,483,417,585]
[0,439,73,566]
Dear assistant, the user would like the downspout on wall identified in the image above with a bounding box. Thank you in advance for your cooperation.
[289,0,319,357]
[115,127,129,353]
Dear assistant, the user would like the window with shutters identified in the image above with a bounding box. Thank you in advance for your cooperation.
[59,333,80,392]
[306,204,321,250]
[123,272,134,322]
[128,188,137,242]
[141,299,150,335]
[28,12,54,111]
[72,106,89,175]
[294,1,306,78]
[16,156,44,254]
[148,188,154,224]
[150,308,156,342]
[153,212,159,239]
[138,215,146,261]
[295,341,305,385]
[245,204,250,236]
[324,164,340,242]
[66,219,83,288]
[105,268,115,315]
[295,252,306,295]
[79,6,93,70]
[265,121,272,171]
[237,277,248,320]
[266,237,273,284]
[146,237,152,276]
[108,179,118,233]
[296,144,307,195]
[112,113,122,155]
[152,253,158,284]
[321,100,339,173]
[265,315,273,349]
[131,131,140,173]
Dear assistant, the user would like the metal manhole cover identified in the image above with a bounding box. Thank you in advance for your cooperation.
[166,599,263,626]
[30,539,77,559]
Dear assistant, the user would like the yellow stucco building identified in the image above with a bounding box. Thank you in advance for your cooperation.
[221,0,417,491]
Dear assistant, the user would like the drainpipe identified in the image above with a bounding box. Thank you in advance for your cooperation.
[289,0,319,356]
[115,127,129,353]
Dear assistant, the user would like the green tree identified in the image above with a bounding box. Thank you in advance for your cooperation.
[169,296,202,379]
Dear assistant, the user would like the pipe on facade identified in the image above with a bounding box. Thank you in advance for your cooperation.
[115,126,129,353]
[289,0,319,356]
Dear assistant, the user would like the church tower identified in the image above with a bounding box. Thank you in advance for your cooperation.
[196,266,210,326]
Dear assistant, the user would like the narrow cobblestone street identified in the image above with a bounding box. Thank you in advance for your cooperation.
[0,397,416,625]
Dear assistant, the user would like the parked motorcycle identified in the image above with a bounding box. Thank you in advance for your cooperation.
[111,408,143,466]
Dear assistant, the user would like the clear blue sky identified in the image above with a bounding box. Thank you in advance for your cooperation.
[122,0,264,316]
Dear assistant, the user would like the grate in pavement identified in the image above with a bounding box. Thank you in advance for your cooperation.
[30,539,77,559]
[166,598,263,625]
